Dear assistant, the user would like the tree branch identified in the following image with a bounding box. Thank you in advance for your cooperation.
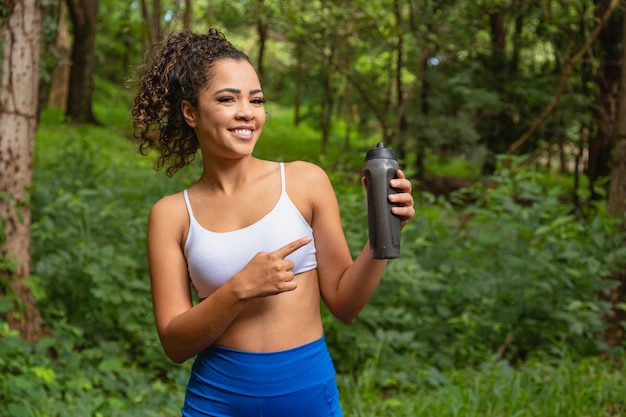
[506,0,619,156]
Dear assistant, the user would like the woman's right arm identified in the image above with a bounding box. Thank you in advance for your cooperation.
[147,195,247,363]
[147,194,310,363]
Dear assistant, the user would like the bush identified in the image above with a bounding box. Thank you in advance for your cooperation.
[0,332,187,416]
[331,162,626,387]
[2,106,625,416]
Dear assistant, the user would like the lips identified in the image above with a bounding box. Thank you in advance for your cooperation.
[232,128,252,136]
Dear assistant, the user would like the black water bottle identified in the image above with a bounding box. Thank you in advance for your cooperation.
[364,142,401,259]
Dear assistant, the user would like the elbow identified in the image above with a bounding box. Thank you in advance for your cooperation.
[170,355,189,365]
[159,331,196,364]
[163,344,194,364]
[326,298,365,323]
[333,307,361,324]
[337,315,356,324]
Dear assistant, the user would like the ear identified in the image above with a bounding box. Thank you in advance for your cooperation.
[181,100,197,128]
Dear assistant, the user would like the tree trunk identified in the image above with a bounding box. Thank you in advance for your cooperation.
[65,0,99,124]
[393,0,406,156]
[415,52,428,181]
[183,0,192,30]
[48,1,70,110]
[321,60,332,155]
[481,5,510,175]
[588,0,622,200]
[509,0,523,73]
[319,5,334,156]
[141,0,161,47]
[0,0,47,342]
[576,3,595,208]
[256,0,267,79]
[604,140,626,346]
[604,6,626,345]
[609,139,626,218]
[294,44,303,126]
[37,0,62,120]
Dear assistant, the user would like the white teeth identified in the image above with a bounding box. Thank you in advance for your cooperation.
[234,129,252,136]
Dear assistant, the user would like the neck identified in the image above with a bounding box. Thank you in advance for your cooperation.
[198,156,259,194]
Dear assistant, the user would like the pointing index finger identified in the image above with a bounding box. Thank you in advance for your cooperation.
[274,236,312,259]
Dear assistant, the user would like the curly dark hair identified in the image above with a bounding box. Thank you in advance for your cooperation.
[132,28,253,177]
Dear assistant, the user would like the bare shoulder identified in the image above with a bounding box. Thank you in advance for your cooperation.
[150,191,186,217]
[283,161,335,222]
[148,191,189,238]
[283,160,331,188]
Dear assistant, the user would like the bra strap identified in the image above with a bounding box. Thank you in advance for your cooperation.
[183,189,194,220]
[279,162,286,193]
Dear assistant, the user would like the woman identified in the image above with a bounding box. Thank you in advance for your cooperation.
[132,28,415,417]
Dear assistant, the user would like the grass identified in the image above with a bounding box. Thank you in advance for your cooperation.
[339,355,626,416]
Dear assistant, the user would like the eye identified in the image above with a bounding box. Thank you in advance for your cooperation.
[251,97,266,105]
[217,96,235,103]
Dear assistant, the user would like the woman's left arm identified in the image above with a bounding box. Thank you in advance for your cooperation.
[308,164,415,322]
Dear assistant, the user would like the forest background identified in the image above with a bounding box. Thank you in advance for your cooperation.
[2,0,626,416]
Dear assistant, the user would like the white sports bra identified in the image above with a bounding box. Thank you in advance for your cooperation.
[183,163,317,299]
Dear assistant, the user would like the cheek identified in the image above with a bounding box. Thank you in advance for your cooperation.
[257,110,267,126]
[203,109,231,126]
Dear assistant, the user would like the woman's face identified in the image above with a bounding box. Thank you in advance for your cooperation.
[182,59,266,160]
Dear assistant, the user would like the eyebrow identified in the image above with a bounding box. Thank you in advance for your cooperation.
[214,88,263,95]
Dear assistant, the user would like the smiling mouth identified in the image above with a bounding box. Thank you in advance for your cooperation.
[232,128,253,136]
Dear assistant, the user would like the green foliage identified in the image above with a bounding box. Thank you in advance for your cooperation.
[322,158,626,399]
[2,1,625,414]
[2,93,625,414]
[29,107,197,369]
[0,105,192,416]
[85,0,614,176]
[0,332,187,416]
[255,104,370,171]
[338,350,626,416]
[39,0,65,87]
[332,157,626,383]
[0,194,11,263]
[0,192,19,324]
[95,2,147,83]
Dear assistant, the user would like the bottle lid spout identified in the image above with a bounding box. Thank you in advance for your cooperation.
[365,142,397,161]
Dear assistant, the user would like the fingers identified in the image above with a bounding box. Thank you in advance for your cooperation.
[233,237,312,301]
[272,236,312,260]
[390,169,415,229]
[273,269,297,292]
[389,170,413,203]
[267,237,311,290]
[391,201,415,228]
[390,169,411,192]
[361,168,415,226]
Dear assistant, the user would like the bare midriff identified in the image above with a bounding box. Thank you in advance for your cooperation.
[199,268,324,353]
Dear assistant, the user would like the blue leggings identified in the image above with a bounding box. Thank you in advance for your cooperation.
[181,336,343,417]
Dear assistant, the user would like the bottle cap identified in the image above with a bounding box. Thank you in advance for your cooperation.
[365,142,397,161]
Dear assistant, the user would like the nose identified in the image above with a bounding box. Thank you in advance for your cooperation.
[236,103,254,120]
